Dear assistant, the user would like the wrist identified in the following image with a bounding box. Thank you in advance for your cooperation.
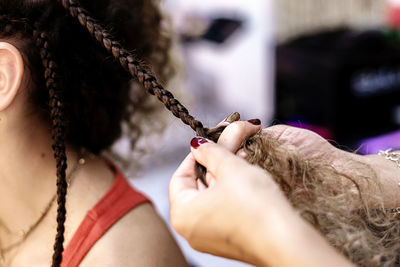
[244,202,308,266]
[251,210,353,267]
[332,149,400,208]
[360,152,400,207]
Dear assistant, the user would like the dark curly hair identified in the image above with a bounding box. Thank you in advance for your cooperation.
[0,0,214,265]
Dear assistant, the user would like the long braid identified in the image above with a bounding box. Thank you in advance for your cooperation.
[57,0,209,138]
[0,15,68,266]
[33,29,68,267]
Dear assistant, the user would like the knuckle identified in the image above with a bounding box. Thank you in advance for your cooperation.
[225,122,246,137]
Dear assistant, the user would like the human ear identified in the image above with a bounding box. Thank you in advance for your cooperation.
[0,42,24,111]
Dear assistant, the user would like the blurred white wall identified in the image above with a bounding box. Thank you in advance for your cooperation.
[165,0,274,124]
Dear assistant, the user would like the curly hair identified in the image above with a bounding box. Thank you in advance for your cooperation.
[3,1,400,266]
[1,0,176,152]
[199,121,400,266]
[242,132,400,267]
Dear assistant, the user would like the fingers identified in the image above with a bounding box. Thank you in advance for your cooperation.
[213,112,241,130]
[169,153,199,204]
[191,141,261,181]
[217,112,241,127]
[218,120,261,153]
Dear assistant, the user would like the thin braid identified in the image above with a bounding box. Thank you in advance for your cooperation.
[0,15,68,266]
[33,29,68,267]
[58,0,209,138]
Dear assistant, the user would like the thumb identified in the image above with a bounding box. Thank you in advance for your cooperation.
[190,138,259,181]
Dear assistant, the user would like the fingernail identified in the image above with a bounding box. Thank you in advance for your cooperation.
[247,119,261,125]
[224,112,241,123]
[191,137,208,149]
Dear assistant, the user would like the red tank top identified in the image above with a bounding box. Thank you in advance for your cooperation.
[61,167,150,267]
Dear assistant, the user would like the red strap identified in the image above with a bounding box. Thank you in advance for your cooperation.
[61,169,150,267]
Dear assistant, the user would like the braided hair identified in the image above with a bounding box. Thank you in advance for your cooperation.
[8,2,395,267]
[0,0,220,266]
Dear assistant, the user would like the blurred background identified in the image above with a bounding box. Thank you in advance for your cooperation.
[123,0,400,266]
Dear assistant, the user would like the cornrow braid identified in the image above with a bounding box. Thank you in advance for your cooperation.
[33,28,68,267]
[57,0,209,138]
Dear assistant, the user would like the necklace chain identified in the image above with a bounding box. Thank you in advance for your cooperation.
[0,153,85,262]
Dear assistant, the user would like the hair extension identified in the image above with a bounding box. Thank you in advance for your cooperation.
[33,28,68,267]
[242,132,400,266]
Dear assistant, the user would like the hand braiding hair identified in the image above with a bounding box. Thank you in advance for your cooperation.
[51,1,400,266]
[3,1,400,267]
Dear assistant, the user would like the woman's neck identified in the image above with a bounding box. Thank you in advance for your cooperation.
[0,114,76,233]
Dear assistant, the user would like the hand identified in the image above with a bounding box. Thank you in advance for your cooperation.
[215,121,348,174]
[169,136,354,267]
[169,138,298,266]
[259,125,400,207]
[262,125,342,162]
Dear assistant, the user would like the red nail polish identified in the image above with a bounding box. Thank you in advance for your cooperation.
[247,119,261,125]
[191,137,208,149]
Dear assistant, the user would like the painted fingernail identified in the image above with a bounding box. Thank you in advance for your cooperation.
[190,137,208,149]
[247,119,261,125]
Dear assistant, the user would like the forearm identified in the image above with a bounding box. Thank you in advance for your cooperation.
[327,148,400,208]
[358,153,400,208]
[247,206,354,267]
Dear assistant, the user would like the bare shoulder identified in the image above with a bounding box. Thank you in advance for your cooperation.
[79,203,188,267]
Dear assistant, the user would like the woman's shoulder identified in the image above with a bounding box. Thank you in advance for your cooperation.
[65,158,187,267]
[80,203,187,267]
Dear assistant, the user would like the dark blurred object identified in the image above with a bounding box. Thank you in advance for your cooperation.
[275,28,400,151]
[202,18,243,43]
[181,17,243,44]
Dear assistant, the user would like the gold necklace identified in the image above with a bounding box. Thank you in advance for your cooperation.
[0,154,85,262]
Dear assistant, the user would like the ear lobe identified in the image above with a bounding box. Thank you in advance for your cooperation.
[0,42,24,111]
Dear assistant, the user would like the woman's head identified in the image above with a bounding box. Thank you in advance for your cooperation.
[0,0,173,153]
